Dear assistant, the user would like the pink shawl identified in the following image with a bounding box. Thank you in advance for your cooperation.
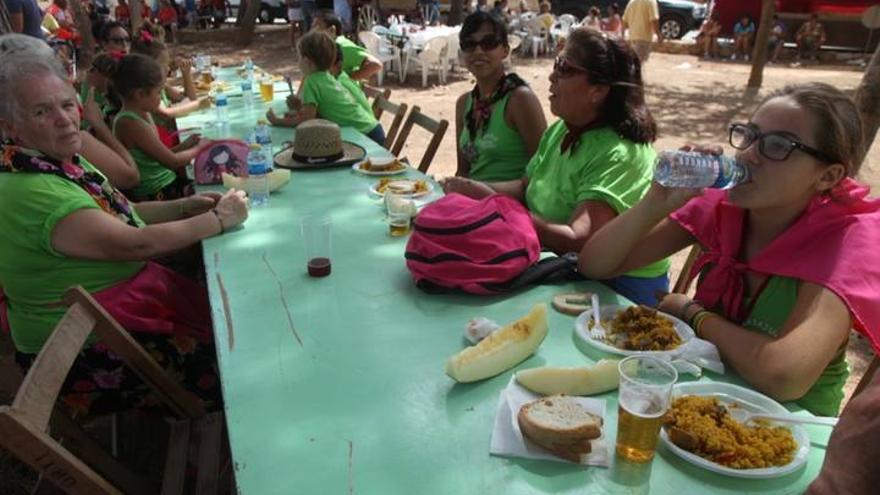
[670,178,880,353]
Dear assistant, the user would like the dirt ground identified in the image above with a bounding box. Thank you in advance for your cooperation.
[176,25,878,404]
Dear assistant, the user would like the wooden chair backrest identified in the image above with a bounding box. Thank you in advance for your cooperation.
[374,96,408,149]
[362,84,392,119]
[390,105,449,173]
[0,286,206,495]
[672,245,703,294]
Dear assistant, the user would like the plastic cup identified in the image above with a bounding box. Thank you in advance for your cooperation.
[384,191,415,237]
[300,215,332,277]
[260,77,275,102]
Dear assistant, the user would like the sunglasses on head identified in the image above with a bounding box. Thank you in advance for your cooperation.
[729,123,834,163]
[461,34,504,53]
[552,56,589,78]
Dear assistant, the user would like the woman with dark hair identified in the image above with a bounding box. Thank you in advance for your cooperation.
[454,11,546,182]
[441,27,668,305]
[603,3,623,39]
[580,82,880,416]
[97,21,131,54]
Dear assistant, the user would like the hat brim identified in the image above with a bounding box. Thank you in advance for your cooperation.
[274,142,367,170]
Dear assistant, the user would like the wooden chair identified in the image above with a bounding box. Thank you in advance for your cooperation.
[0,287,225,494]
[361,84,392,120]
[671,245,703,294]
[390,105,449,174]
[373,96,408,149]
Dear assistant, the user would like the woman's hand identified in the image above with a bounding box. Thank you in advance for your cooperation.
[286,94,302,111]
[181,191,222,218]
[82,87,104,128]
[214,189,249,232]
[266,108,283,126]
[197,96,212,109]
[656,293,698,322]
[438,176,495,199]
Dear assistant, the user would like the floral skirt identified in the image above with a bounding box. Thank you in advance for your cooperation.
[16,331,221,417]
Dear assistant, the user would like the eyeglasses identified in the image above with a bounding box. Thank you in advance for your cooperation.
[109,37,131,44]
[728,123,834,163]
[460,34,503,53]
[552,56,589,78]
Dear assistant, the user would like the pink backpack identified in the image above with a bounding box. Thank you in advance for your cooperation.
[193,139,250,185]
[405,193,543,294]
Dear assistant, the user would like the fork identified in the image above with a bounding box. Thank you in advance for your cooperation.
[589,293,606,341]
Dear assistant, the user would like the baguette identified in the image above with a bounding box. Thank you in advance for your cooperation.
[517,395,603,463]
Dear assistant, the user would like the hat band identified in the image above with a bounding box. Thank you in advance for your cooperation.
[291,150,344,165]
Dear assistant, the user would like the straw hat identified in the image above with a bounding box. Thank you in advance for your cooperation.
[274,119,366,170]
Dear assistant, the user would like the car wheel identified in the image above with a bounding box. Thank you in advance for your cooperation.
[659,14,686,40]
[259,7,273,24]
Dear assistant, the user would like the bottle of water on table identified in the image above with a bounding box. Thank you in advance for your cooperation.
[241,78,254,108]
[255,120,273,158]
[653,151,749,189]
[247,144,270,207]
[215,90,229,132]
[245,57,255,81]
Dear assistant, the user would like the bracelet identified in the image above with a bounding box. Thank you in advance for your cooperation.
[681,300,702,324]
[211,208,224,235]
[691,310,719,338]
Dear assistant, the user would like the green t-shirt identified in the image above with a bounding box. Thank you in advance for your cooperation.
[337,72,372,114]
[300,71,378,134]
[741,276,848,417]
[525,121,668,277]
[337,35,368,76]
[0,157,146,354]
[458,92,530,182]
[113,110,177,199]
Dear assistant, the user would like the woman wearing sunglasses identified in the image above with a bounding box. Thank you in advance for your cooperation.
[442,28,666,306]
[453,11,546,183]
[580,83,880,416]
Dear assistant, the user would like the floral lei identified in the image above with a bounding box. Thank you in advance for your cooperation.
[0,141,139,227]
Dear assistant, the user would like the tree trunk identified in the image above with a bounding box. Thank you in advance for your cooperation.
[746,0,775,90]
[237,0,262,45]
[449,0,464,26]
[69,0,96,69]
[856,43,880,166]
[131,0,144,33]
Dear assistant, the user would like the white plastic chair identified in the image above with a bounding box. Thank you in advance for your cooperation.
[358,4,379,32]
[371,25,390,37]
[505,34,522,67]
[444,32,460,74]
[358,31,403,85]
[406,36,448,87]
[525,16,549,58]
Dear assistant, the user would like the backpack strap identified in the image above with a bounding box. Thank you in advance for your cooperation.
[481,252,580,293]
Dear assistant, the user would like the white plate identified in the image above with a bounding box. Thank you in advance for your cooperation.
[351,159,408,176]
[574,305,694,358]
[659,382,810,479]
[369,179,434,198]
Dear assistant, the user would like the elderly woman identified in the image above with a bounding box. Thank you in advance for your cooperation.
[441,28,668,305]
[0,54,248,414]
[455,11,546,182]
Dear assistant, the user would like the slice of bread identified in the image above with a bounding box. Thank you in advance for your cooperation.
[517,395,603,463]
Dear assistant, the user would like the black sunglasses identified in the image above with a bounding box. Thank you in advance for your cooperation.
[109,37,131,44]
[552,55,589,78]
[729,123,834,163]
[461,34,504,53]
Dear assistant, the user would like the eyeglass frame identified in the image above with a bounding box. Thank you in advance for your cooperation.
[460,33,505,53]
[108,37,131,44]
[552,55,589,78]
[728,123,835,163]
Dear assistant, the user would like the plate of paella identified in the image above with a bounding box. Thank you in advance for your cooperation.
[574,305,694,358]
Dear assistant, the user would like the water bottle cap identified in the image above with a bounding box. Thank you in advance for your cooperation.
[249,143,262,151]
[257,119,269,126]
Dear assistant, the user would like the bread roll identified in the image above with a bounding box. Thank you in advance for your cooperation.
[517,395,603,463]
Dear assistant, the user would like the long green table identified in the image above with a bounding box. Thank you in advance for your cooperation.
[181,72,830,495]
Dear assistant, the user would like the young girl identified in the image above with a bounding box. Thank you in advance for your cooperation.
[111,54,208,201]
[579,83,880,416]
[266,31,385,145]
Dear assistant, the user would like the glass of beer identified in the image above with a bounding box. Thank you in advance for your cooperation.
[616,356,677,463]
[260,77,275,102]
[384,190,414,237]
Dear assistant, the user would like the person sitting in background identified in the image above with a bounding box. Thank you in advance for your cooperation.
[312,11,382,83]
[767,14,787,63]
[266,31,386,145]
[696,13,720,59]
[582,6,602,31]
[111,54,209,200]
[579,82,880,416]
[96,20,131,53]
[157,0,179,42]
[455,11,546,182]
[602,3,624,39]
[441,28,669,305]
[115,0,131,27]
[731,15,755,61]
[46,0,75,31]
[796,13,825,62]
[0,54,248,415]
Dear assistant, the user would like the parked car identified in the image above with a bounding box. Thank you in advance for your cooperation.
[551,0,709,40]
[227,0,288,24]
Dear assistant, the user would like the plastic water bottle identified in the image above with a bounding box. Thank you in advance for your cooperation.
[653,151,750,189]
[244,57,255,80]
[215,90,229,130]
[240,79,254,108]
[247,144,270,207]
[255,120,273,158]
